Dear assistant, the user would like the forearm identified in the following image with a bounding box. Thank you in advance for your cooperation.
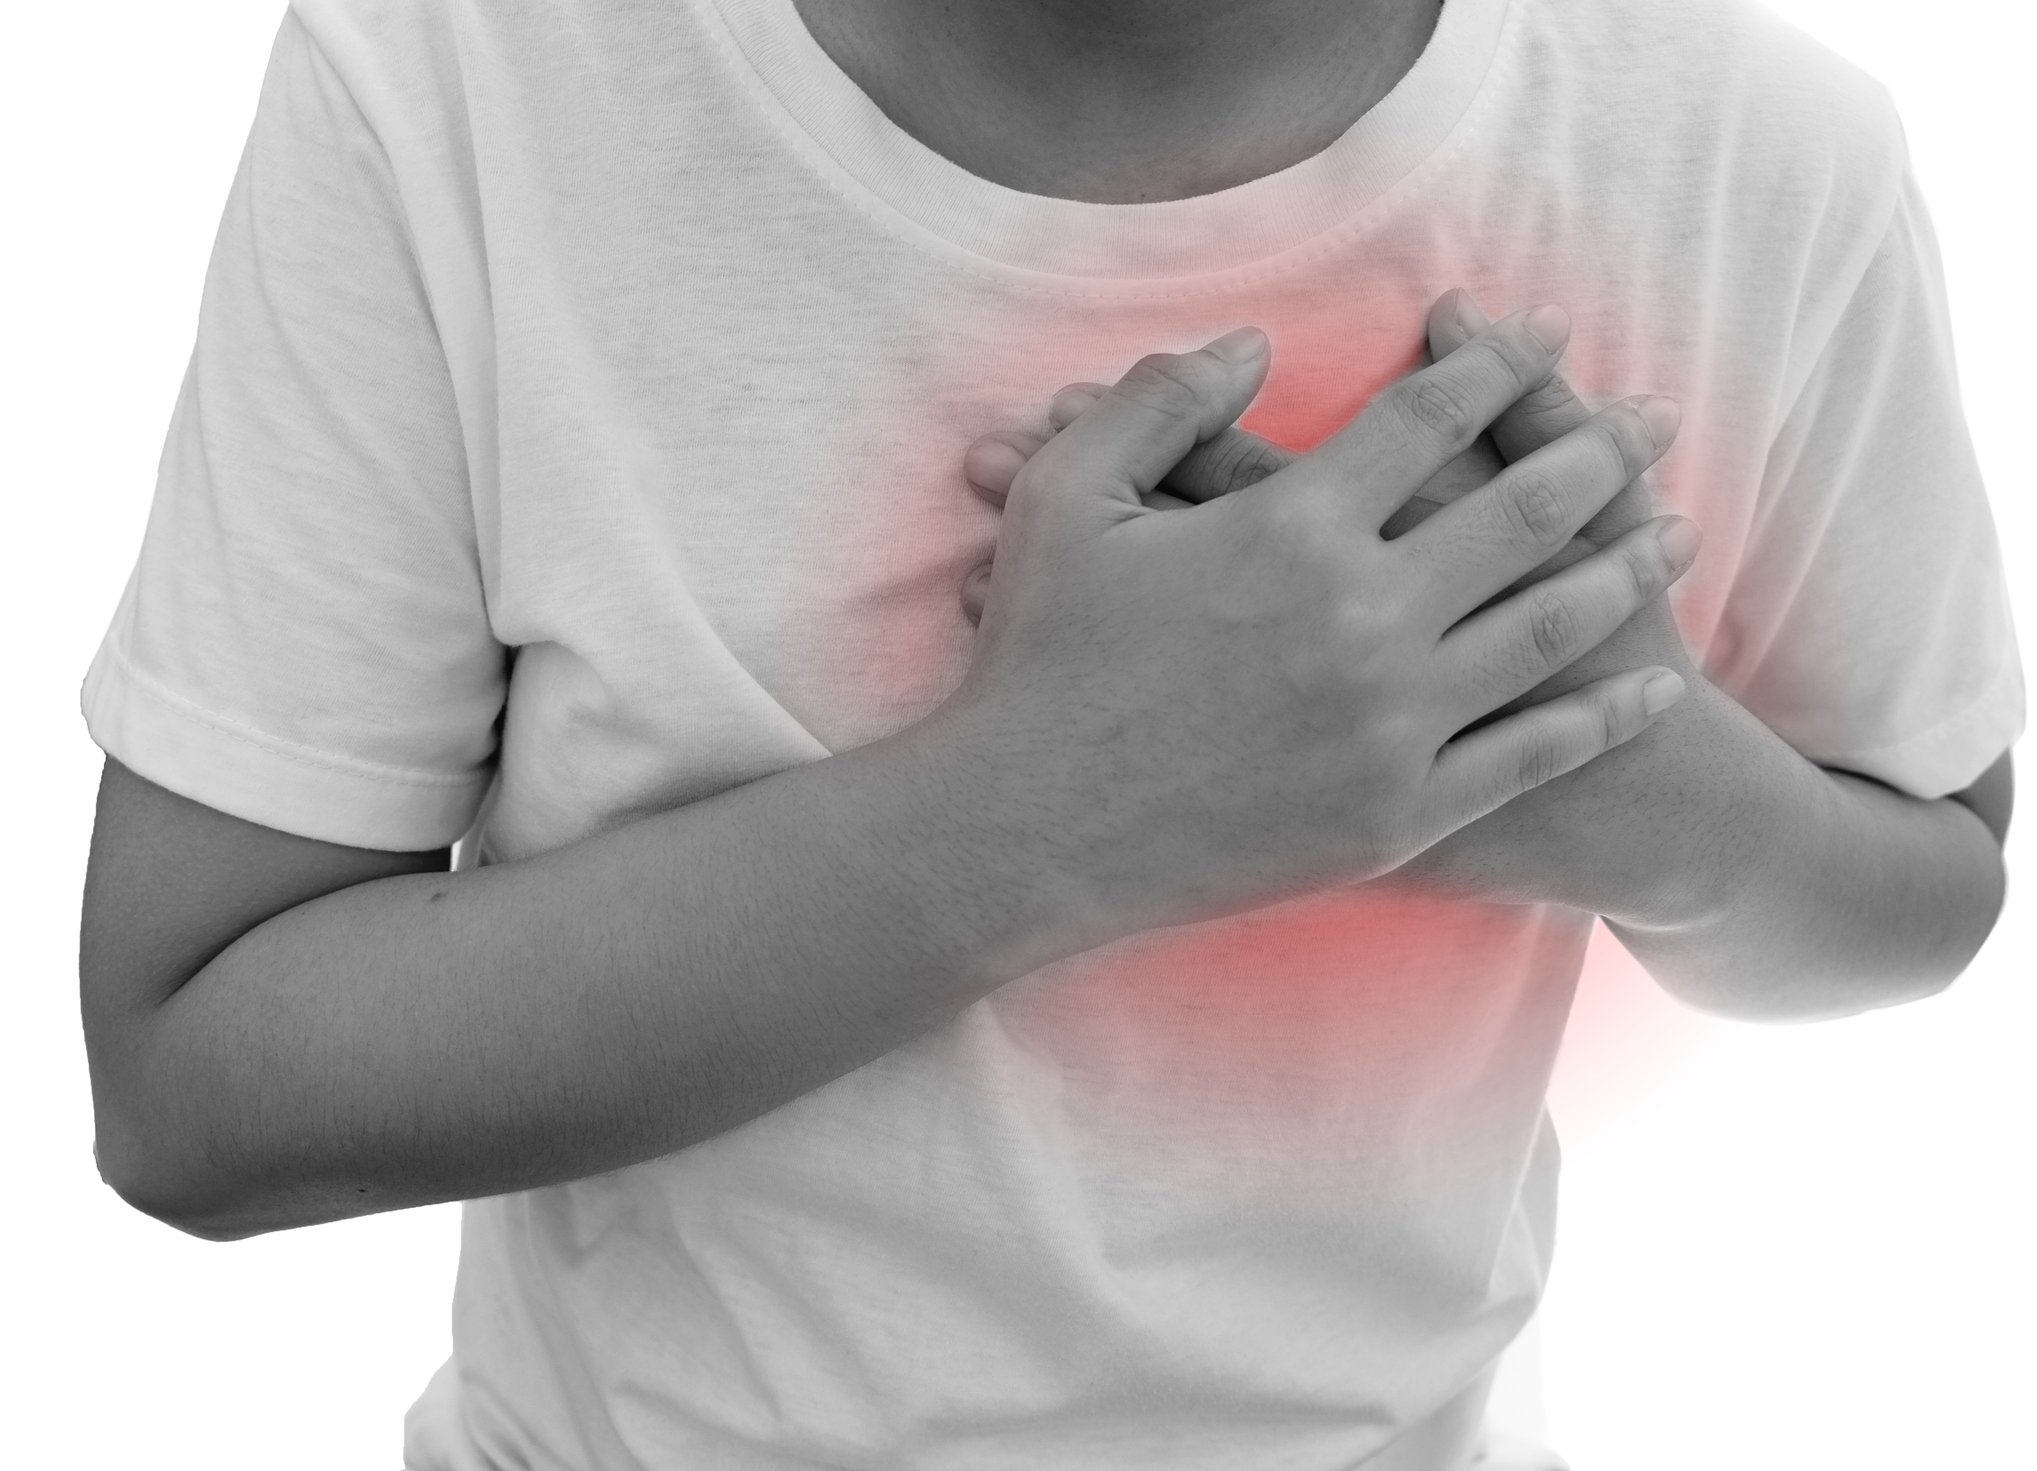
[1599,680,2007,1021]
[122,713,1094,1240]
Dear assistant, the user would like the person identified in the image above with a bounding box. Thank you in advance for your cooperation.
[75,0,2021,1465]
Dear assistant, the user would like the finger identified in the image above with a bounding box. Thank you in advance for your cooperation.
[1048,382,1110,430]
[1015,328,1273,533]
[1167,426,1295,504]
[1051,380,1297,506]
[1436,513,1703,723]
[1426,291,1590,455]
[1400,393,1681,624]
[1430,664,1688,831]
[1429,291,1660,547]
[1281,302,1574,530]
[967,396,1256,513]
[978,387,1269,512]
[960,561,992,625]
[962,426,1052,507]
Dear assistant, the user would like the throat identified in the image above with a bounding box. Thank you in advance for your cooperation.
[789,0,1445,205]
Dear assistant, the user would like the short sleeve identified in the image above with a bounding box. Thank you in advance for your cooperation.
[1709,145,2025,801]
[80,6,506,851]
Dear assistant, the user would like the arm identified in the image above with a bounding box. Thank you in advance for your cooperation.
[89,717,1086,1243]
[1405,293,2017,1019]
[968,291,2016,1022]
[96,314,1689,1243]
[1543,684,2010,1021]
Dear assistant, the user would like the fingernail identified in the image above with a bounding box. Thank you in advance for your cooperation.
[1453,289,1488,336]
[1207,326,1269,364]
[963,438,1027,491]
[1642,670,1686,715]
[1524,304,1571,354]
[1656,516,1703,570]
[1634,394,1682,451]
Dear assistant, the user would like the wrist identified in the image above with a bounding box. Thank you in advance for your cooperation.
[1601,674,1842,936]
[880,702,1133,982]
[1590,673,1769,933]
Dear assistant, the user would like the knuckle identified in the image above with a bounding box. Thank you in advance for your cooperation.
[1369,706,1430,775]
[1592,687,1629,749]
[1497,469,1569,549]
[1526,589,1581,667]
[1609,404,1659,471]
[1331,588,1394,651]
[1401,374,1479,446]
[1205,430,1286,493]
[1621,539,1668,604]
[1116,354,1205,418]
[1257,488,1336,556]
[1320,588,1401,689]
[1513,728,1568,792]
[1513,375,1580,424]
[1483,334,1548,399]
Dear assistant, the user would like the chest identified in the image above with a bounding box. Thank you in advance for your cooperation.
[466,239,1772,865]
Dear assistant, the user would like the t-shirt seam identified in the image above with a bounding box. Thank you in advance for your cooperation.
[685,0,1523,301]
[97,637,491,791]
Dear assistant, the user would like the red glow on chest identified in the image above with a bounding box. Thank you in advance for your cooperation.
[809,293,1706,1124]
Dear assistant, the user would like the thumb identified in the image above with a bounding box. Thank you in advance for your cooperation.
[1012,328,1272,539]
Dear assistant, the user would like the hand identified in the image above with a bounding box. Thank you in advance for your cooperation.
[925,306,1695,940]
[964,291,1698,688]
[957,289,1707,911]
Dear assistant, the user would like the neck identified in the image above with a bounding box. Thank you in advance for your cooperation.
[791,0,1445,204]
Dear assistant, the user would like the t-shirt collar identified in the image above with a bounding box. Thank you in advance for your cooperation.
[697,0,1516,281]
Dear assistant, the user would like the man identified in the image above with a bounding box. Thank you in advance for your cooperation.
[78,0,2019,1466]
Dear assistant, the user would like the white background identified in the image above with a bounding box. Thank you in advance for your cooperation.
[3,1,2029,1467]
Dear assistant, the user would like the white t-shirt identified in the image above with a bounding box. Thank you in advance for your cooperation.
[81,0,2024,1465]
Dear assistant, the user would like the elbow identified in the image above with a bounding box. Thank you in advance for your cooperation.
[1637,847,2005,1023]
[95,1136,219,1241]
[106,1182,261,1243]
[1888,850,2014,1010]
[98,1137,373,1243]
[93,1112,280,1243]
[101,1162,284,1243]
[1647,944,1969,1025]
[179,1219,273,1243]
[87,1029,317,1242]
[1903,817,2014,1002]
[84,1013,268,1241]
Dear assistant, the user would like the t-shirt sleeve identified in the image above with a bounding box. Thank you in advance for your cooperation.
[1708,143,2025,802]
[80,6,506,851]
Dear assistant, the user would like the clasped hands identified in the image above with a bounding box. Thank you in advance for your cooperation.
[957,289,1709,919]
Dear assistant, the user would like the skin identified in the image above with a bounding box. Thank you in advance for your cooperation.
[794,0,2017,1016]
[790,0,1445,204]
[86,0,2011,1250]
[963,292,2014,1020]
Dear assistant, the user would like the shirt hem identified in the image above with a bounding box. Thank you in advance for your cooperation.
[80,638,491,851]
